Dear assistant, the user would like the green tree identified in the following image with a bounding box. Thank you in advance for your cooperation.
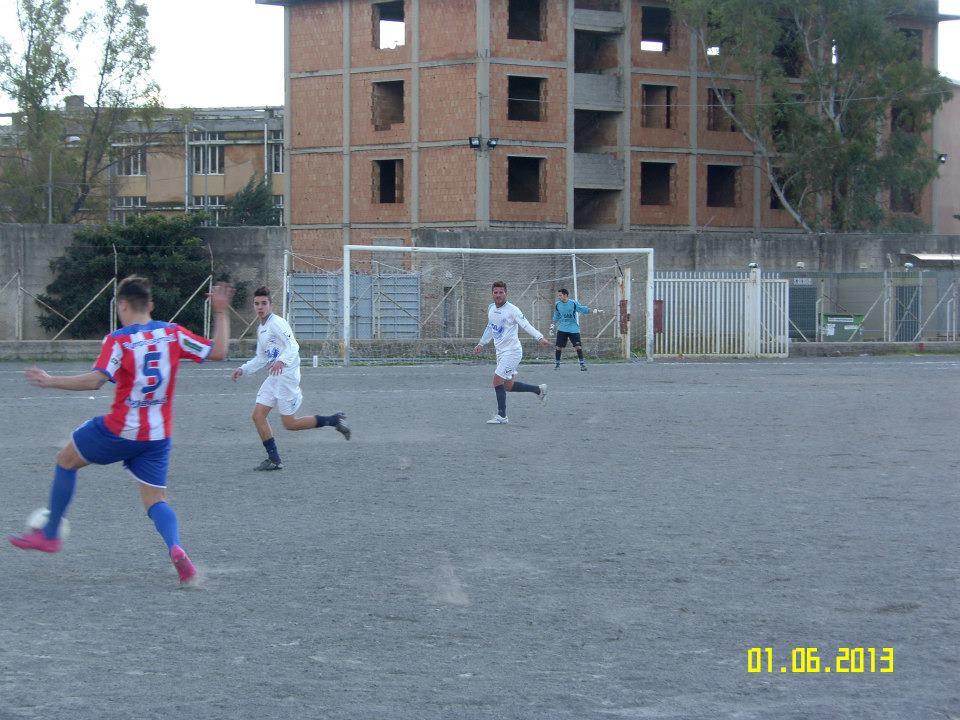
[223,176,280,226]
[0,0,159,223]
[671,0,953,231]
[38,214,242,339]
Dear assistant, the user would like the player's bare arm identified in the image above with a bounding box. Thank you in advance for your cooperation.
[25,368,107,392]
[207,282,234,361]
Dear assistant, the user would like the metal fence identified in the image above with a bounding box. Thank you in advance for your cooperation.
[654,269,790,357]
[780,270,959,342]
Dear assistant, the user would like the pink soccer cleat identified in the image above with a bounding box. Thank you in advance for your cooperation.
[8,529,62,553]
[170,544,197,584]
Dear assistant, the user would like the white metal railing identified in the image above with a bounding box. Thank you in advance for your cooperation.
[654,269,789,357]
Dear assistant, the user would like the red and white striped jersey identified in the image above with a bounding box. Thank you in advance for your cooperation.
[93,320,212,441]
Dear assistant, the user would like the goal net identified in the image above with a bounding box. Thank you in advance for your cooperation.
[285,246,654,365]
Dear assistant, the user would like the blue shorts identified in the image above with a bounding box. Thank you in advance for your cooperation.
[72,416,172,488]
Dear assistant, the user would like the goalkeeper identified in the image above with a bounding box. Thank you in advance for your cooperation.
[551,288,602,371]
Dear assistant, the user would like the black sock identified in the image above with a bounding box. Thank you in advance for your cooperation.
[576,348,584,363]
[495,385,506,417]
[315,414,338,427]
[263,437,281,463]
[555,350,561,363]
[510,381,540,394]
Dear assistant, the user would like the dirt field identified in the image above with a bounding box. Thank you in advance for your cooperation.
[1,356,957,719]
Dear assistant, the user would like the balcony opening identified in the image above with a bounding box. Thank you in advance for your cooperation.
[372,80,404,130]
[640,162,672,205]
[640,6,670,52]
[507,156,544,202]
[891,104,919,134]
[707,88,736,132]
[508,76,545,122]
[508,0,544,42]
[575,30,619,73]
[898,28,922,62]
[707,165,738,208]
[373,2,405,49]
[373,159,404,203]
[641,84,674,129]
[890,186,919,214]
[770,173,784,211]
[574,110,619,152]
[773,20,802,77]
[574,188,620,228]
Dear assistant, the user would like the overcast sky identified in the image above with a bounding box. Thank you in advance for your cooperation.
[1,0,959,113]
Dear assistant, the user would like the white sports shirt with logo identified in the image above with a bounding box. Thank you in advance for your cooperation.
[479,301,544,355]
[240,313,301,379]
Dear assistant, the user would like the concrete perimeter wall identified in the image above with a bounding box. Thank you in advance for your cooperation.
[0,224,287,340]
[416,228,960,273]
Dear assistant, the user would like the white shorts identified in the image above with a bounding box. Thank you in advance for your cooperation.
[255,372,303,416]
[494,350,522,380]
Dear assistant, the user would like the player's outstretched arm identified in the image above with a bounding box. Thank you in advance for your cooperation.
[26,367,107,391]
[207,283,234,362]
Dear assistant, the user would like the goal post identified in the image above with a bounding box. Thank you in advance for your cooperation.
[336,245,654,366]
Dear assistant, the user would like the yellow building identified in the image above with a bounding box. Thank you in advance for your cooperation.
[111,106,285,225]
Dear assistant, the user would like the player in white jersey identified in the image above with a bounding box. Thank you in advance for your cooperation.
[232,286,350,470]
[473,280,551,424]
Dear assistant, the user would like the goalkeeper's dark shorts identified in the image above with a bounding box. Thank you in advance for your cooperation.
[555,331,582,348]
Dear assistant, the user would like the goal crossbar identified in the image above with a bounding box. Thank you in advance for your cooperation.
[341,245,655,366]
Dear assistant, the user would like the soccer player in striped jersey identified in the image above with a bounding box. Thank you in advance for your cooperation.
[473,280,552,424]
[231,286,349,472]
[8,276,234,585]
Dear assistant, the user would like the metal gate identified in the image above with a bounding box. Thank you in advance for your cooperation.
[654,269,789,357]
[288,272,420,340]
[894,284,920,342]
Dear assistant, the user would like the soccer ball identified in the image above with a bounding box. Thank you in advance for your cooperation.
[26,508,70,539]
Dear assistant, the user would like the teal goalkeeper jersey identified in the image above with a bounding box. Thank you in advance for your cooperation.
[553,299,591,332]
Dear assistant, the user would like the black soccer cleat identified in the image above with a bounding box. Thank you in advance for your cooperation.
[255,458,284,471]
[333,412,351,440]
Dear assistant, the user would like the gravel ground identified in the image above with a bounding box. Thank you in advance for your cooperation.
[0,356,957,720]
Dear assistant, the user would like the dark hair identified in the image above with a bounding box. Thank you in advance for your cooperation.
[558,288,569,296]
[492,281,507,291]
[254,286,271,299]
[117,275,152,312]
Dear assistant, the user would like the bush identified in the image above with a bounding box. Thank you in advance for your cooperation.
[38,214,242,338]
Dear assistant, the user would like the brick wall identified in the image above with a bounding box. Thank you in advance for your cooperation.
[631,74,690,148]
[490,0,566,62]
[696,155,754,228]
[290,2,344,72]
[291,76,344,149]
[490,147,566,223]
[351,69,413,146]
[631,0,689,72]
[419,65,477,142]
[350,149,412,223]
[419,147,477,222]
[420,0,477,60]
[290,153,343,225]
[489,65,567,143]
[351,0,412,68]
[697,80,754,154]
[631,151,689,226]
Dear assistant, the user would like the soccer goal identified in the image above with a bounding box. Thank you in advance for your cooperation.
[285,245,654,365]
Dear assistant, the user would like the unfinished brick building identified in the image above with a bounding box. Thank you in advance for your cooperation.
[257,0,948,261]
